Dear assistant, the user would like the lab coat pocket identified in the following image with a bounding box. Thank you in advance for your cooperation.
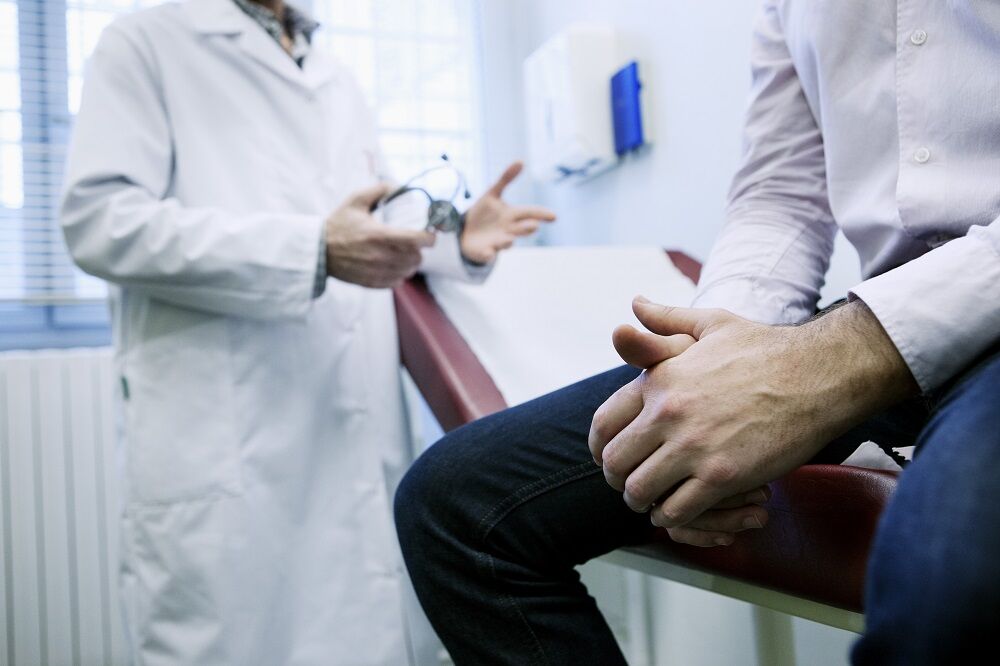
[123,328,241,505]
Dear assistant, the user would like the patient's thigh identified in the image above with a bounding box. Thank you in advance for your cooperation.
[415,364,642,501]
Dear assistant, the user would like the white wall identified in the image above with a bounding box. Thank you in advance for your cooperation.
[477,0,860,304]
[474,1,862,663]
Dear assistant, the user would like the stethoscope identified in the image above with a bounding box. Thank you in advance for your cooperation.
[370,154,471,233]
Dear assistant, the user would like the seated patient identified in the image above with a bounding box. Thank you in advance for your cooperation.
[395,2,1000,664]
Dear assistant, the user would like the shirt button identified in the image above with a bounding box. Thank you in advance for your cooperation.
[914,147,931,164]
[910,29,928,46]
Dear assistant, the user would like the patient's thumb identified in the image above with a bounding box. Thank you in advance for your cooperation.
[613,325,696,369]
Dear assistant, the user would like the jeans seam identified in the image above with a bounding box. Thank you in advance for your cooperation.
[471,460,605,666]
[475,460,602,544]
[477,550,549,666]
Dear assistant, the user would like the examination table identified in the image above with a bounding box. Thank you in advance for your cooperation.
[394,247,897,659]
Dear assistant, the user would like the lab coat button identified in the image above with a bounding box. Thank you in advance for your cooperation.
[910,29,927,46]
[914,147,931,164]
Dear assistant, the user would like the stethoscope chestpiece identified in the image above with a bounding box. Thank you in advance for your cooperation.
[369,155,471,233]
[426,199,462,233]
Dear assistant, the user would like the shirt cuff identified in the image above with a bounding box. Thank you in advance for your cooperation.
[691,276,810,325]
[849,232,1000,393]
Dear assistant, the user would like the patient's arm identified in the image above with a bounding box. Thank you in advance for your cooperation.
[691,1,836,325]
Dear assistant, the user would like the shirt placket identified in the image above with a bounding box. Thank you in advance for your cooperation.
[895,0,951,248]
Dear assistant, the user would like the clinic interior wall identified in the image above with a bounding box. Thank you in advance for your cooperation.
[475,1,860,664]
[477,0,861,305]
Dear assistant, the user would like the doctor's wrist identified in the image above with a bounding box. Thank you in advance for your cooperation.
[457,212,492,268]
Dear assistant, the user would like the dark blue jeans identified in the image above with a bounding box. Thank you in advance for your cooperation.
[395,346,1000,665]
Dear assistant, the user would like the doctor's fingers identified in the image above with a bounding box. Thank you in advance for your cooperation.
[380,227,436,250]
[487,161,524,197]
[349,182,395,209]
[613,325,696,369]
[510,205,557,222]
[364,262,420,288]
[589,377,644,464]
[507,220,541,237]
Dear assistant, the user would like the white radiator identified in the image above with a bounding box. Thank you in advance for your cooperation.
[0,348,127,666]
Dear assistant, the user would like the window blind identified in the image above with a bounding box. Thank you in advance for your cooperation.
[0,0,483,307]
[1,0,159,306]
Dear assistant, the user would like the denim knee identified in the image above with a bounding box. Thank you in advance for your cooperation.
[395,426,479,553]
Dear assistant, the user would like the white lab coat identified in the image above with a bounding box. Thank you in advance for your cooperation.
[60,1,481,664]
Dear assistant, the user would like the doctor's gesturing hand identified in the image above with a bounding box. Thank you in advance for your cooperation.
[591,297,918,547]
[459,161,556,265]
[325,182,436,288]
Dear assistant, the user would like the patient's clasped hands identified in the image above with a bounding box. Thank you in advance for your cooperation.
[590,296,918,547]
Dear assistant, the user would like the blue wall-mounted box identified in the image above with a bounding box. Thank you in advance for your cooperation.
[611,61,646,155]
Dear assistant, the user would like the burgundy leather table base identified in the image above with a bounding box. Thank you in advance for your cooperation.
[394,250,897,614]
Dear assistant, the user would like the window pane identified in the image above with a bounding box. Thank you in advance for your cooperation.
[323,0,374,30]
[0,143,23,209]
[0,111,21,142]
[0,0,21,211]
[0,71,20,111]
[0,2,17,69]
[373,0,418,35]
[315,0,481,185]
[419,43,464,97]
[417,0,460,37]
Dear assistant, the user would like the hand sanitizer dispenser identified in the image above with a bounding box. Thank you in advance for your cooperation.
[523,25,621,184]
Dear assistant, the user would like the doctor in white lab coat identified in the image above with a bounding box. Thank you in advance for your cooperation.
[59,0,554,663]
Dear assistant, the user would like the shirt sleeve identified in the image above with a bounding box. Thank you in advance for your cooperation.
[61,24,325,320]
[850,220,1000,392]
[691,0,837,324]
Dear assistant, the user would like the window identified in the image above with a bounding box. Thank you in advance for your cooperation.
[0,0,484,350]
[1,0,160,349]
[312,0,483,189]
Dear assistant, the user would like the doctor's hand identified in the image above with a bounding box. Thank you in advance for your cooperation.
[460,161,556,265]
[590,297,917,547]
[326,183,435,288]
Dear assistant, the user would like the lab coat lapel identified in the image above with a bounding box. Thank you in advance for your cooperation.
[301,49,339,91]
[186,0,331,92]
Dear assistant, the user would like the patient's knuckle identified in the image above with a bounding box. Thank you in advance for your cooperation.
[602,446,628,478]
[652,393,685,421]
[624,473,651,506]
[702,456,739,488]
[657,504,684,527]
[590,410,611,441]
